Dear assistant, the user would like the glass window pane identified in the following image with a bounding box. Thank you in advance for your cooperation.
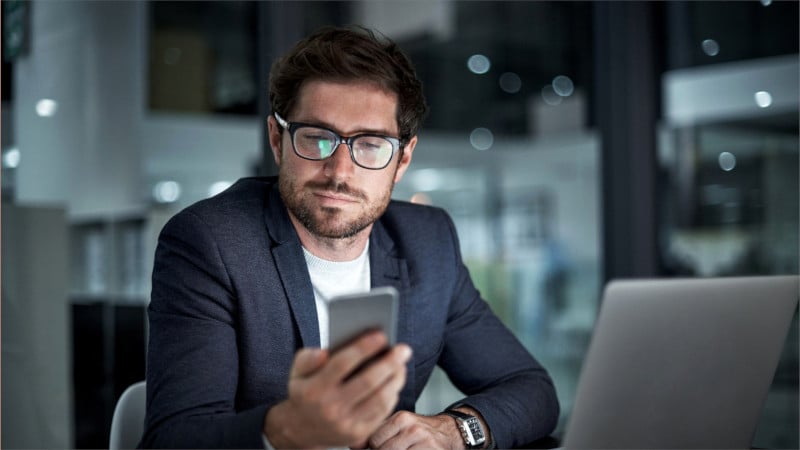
[374,2,599,433]
[661,57,798,450]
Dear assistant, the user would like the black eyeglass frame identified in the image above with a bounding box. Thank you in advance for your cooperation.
[273,112,403,170]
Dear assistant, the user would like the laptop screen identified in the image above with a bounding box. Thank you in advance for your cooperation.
[563,275,798,449]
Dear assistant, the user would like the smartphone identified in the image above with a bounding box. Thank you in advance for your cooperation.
[327,286,399,352]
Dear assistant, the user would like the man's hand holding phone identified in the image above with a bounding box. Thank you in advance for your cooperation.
[263,331,412,449]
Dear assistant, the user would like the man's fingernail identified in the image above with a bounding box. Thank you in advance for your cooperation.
[399,345,412,361]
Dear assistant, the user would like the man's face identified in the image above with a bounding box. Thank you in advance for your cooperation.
[268,80,417,241]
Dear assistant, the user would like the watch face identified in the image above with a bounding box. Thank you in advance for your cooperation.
[466,417,485,443]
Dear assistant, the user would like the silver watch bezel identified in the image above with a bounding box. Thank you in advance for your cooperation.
[445,410,486,449]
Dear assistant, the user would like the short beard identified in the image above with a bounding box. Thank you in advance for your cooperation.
[279,171,395,240]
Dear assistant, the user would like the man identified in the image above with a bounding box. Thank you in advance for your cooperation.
[142,26,559,449]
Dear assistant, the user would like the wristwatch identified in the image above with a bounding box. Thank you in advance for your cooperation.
[443,409,486,449]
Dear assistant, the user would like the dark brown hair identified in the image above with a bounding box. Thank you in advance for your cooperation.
[269,26,428,143]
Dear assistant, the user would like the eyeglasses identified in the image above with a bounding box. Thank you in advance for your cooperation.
[274,112,402,170]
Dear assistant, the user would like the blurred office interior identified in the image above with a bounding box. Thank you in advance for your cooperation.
[1,1,797,448]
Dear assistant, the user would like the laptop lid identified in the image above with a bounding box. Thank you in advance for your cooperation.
[563,275,798,449]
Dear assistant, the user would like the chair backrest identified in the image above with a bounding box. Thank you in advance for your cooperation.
[109,381,146,450]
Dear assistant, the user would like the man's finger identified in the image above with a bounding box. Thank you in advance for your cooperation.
[342,344,411,404]
[322,331,389,381]
[290,347,328,378]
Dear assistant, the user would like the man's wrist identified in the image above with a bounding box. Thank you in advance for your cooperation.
[443,407,493,449]
[263,401,303,449]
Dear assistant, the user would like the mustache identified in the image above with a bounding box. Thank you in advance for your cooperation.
[305,180,367,200]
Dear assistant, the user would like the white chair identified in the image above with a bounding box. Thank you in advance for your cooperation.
[109,381,147,450]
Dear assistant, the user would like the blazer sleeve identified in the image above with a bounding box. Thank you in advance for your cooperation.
[437,213,560,449]
[141,209,268,449]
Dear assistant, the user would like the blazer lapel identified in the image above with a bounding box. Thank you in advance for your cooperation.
[264,184,320,348]
[369,219,411,344]
[369,220,417,410]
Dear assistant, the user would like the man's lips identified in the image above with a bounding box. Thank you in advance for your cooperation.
[314,190,360,203]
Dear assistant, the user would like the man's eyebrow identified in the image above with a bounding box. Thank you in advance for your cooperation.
[294,117,397,137]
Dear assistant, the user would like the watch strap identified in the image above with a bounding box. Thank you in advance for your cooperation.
[443,409,473,421]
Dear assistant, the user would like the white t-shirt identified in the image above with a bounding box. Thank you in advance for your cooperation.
[302,241,371,348]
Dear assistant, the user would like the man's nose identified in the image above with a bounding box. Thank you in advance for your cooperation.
[323,142,356,178]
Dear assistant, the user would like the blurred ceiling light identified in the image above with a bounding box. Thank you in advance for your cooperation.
[541,85,563,106]
[3,147,21,168]
[208,181,233,197]
[469,127,494,151]
[153,180,181,203]
[760,0,772,5]
[701,39,720,56]
[35,98,58,117]
[718,152,736,172]
[552,75,574,97]
[499,72,522,93]
[754,91,772,108]
[467,54,491,75]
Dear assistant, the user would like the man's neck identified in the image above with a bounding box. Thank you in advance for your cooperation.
[289,215,372,262]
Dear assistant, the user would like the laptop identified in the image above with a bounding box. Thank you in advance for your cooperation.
[562,275,799,449]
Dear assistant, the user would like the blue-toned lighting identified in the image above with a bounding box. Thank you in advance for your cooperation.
[470,127,494,151]
[701,39,720,56]
[754,91,772,108]
[718,152,736,172]
[153,181,182,203]
[208,181,233,197]
[499,72,522,94]
[552,75,574,97]
[36,98,58,117]
[3,147,20,168]
[467,54,491,75]
[541,85,562,106]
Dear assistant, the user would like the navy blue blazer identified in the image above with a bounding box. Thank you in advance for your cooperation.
[142,177,558,449]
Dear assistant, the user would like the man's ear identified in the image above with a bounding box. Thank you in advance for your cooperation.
[267,115,283,166]
[393,135,417,184]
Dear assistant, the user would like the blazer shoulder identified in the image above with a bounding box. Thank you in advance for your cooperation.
[160,177,278,242]
[378,200,459,256]
[383,199,453,229]
[175,177,273,220]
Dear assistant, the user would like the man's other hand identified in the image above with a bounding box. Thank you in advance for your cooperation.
[363,411,463,450]
[263,331,412,449]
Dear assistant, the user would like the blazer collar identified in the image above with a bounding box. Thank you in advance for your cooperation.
[263,178,299,245]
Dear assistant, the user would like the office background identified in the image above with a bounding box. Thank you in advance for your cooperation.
[2,1,797,448]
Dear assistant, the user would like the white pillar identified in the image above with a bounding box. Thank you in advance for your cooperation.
[14,1,145,216]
